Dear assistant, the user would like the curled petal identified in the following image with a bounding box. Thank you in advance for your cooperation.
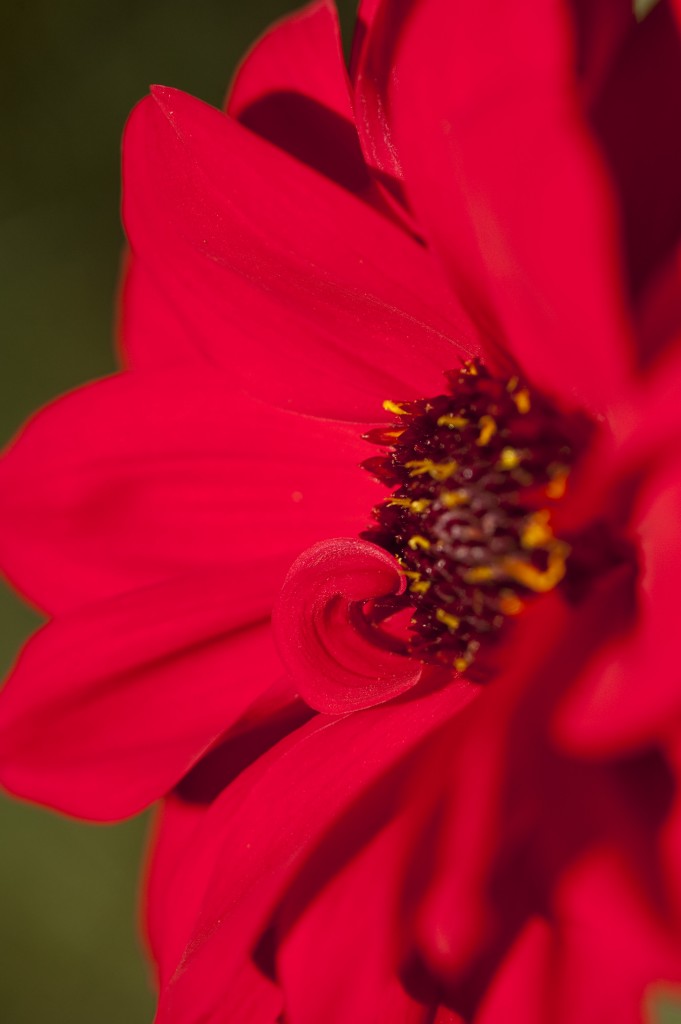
[274,538,421,714]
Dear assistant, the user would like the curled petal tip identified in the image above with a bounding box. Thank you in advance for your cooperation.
[274,538,421,714]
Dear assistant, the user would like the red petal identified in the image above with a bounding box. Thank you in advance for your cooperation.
[145,683,312,984]
[557,457,681,751]
[275,813,435,1023]
[228,2,351,124]
[117,253,198,369]
[122,86,481,418]
[155,682,476,1023]
[226,1,380,204]
[475,920,551,1024]
[144,795,208,982]
[0,368,380,614]
[372,0,634,412]
[588,3,681,303]
[274,538,421,713]
[545,850,681,1024]
[0,566,285,819]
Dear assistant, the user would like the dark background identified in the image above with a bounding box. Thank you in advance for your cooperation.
[0,1,678,1021]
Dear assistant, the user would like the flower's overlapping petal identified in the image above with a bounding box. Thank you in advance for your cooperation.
[226,1,374,198]
[122,86,481,418]
[145,796,207,981]
[275,813,445,1024]
[118,254,199,369]
[586,2,681,304]
[0,367,380,615]
[145,679,313,984]
[635,239,681,369]
[0,567,285,819]
[359,0,635,412]
[154,681,476,1024]
[228,1,350,126]
[557,454,681,752]
[550,342,681,751]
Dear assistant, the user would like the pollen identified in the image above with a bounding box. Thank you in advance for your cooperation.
[360,358,594,674]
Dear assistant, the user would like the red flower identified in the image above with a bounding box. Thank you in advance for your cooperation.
[1,0,681,1020]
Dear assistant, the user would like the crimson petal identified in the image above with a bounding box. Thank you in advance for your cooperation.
[274,538,421,713]
[155,683,476,1023]
[226,0,378,203]
[0,367,380,614]
[375,0,635,413]
[122,85,481,418]
[0,567,284,819]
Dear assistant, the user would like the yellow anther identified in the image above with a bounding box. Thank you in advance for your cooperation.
[387,497,412,508]
[498,447,522,470]
[405,459,458,481]
[546,468,569,499]
[408,535,431,551]
[512,389,531,414]
[410,498,431,513]
[506,376,519,393]
[454,657,470,672]
[462,565,495,584]
[382,399,409,416]
[410,580,431,595]
[499,590,523,615]
[462,360,479,376]
[401,570,421,580]
[440,489,469,509]
[435,608,460,630]
[502,544,570,593]
[382,429,405,440]
[520,510,553,550]
[476,415,497,446]
[437,413,469,429]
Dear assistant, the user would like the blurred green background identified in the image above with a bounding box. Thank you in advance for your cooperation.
[0,2,352,1020]
[0,2,679,1022]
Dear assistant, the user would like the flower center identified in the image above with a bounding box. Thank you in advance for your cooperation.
[361,360,594,675]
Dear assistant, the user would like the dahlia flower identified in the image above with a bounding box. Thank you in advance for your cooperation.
[1,0,681,1021]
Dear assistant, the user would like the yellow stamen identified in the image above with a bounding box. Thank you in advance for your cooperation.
[506,376,519,393]
[462,360,479,376]
[410,580,431,595]
[454,657,470,672]
[476,414,497,446]
[409,498,431,513]
[408,535,431,551]
[512,389,531,414]
[382,399,409,416]
[437,413,469,429]
[435,608,460,630]
[387,497,412,508]
[405,459,458,481]
[502,544,570,593]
